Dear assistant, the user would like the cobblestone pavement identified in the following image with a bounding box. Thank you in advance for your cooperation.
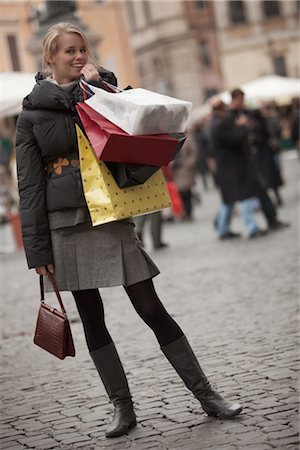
[1,152,299,450]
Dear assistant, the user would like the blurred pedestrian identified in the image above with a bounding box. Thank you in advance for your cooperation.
[15,22,242,439]
[210,98,262,239]
[193,120,211,190]
[228,89,289,233]
[172,131,198,221]
[0,127,14,177]
[263,102,283,173]
[248,109,284,206]
[134,211,168,250]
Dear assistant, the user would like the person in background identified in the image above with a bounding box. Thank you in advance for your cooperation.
[0,127,14,177]
[228,89,289,232]
[15,22,243,440]
[248,109,284,207]
[210,98,262,239]
[134,211,168,250]
[172,131,198,221]
[263,102,283,174]
[193,120,211,191]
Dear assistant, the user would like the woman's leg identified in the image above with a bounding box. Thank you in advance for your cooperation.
[72,289,136,438]
[124,279,184,346]
[125,279,242,419]
[72,288,112,351]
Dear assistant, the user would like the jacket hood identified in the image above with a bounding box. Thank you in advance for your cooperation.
[22,72,81,112]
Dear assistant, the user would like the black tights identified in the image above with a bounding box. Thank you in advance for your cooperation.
[72,279,183,352]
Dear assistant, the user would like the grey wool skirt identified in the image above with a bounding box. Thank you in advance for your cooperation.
[45,220,160,292]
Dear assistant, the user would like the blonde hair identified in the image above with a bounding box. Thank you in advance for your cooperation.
[42,22,98,75]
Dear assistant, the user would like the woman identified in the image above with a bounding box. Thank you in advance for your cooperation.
[16,22,242,438]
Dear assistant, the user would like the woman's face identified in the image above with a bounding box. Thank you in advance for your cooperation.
[48,32,88,84]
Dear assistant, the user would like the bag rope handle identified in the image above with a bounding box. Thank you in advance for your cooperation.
[80,78,123,94]
[39,274,67,315]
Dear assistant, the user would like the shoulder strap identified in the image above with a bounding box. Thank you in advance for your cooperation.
[39,275,67,314]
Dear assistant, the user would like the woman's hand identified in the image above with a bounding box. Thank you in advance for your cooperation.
[80,64,100,82]
[35,264,54,276]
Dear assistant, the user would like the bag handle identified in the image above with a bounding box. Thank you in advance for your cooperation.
[80,78,123,94]
[39,274,67,315]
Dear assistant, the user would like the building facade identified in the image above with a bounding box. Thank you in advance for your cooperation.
[123,0,222,107]
[0,0,298,108]
[124,0,299,106]
[0,0,139,88]
[213,0,299,89]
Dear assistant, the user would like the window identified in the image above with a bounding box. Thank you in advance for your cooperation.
[199,41,211,67]
[142,1,151,24]
[228,0,246,24]
[262,1,280,18]
[194,1,207,9]
[273,56,287,77]
[125,1,137,31]
[7,35,21,71]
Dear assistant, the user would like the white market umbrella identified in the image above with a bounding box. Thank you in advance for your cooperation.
[241,75,299,103]
[190,74,300,126]
[219,75,299,105]
[0,72,36,118]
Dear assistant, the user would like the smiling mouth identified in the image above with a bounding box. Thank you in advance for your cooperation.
[72,65,84,69]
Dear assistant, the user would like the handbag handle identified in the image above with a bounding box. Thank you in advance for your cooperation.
[39,275,67,315]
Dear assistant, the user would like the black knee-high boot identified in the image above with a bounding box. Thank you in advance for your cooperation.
[90,342,137,437]
[161,335,242,419]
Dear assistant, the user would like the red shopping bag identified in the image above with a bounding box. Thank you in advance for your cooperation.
[76,103,185,166]
[167,181,184,219]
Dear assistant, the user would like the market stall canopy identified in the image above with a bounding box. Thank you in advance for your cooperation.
[0,72,36,118]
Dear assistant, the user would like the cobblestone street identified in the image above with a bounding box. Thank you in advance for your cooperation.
[1,151,299,450]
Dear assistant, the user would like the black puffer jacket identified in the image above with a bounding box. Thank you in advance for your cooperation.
[16,68,117,269]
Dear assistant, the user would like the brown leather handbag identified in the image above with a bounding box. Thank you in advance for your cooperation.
[33,275,75,360]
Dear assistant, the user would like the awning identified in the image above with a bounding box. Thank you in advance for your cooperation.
[0,72,36,118]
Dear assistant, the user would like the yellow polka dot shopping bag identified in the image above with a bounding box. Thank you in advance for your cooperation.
[76,125,171,226]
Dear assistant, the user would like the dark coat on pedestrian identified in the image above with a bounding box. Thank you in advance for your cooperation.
[193,125,210,175]
[16,68,117,269]
[210,111,258,204]
[249,110,283,189]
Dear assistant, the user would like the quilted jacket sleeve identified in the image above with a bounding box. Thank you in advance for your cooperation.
[16,113,53,269]
[98,66,118,87]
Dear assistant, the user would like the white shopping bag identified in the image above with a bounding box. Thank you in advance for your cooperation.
[82,80,192,136]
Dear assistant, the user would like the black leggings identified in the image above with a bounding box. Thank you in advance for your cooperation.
[72,279,183,352]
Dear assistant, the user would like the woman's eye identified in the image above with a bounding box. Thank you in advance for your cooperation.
[80,48,87,53]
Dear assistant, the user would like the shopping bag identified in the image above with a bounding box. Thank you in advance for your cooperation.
[167,181,184,219]
[81,79,192,135]
[76,125,170,226]
[76,102,186,166]
[105,162,160,188]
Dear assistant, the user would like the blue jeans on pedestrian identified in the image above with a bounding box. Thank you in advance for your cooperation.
[217,198,259,238]
[217,203,233,238]
[239,198,260,237]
